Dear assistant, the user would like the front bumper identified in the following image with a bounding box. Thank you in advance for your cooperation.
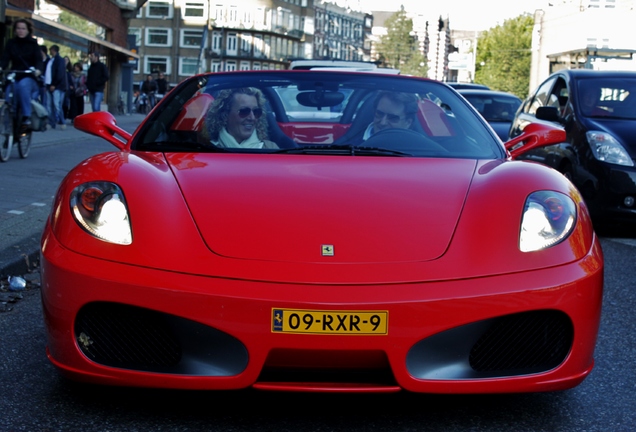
[41,232,603,394]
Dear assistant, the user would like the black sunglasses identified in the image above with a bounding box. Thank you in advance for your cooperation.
[237,107,263,119]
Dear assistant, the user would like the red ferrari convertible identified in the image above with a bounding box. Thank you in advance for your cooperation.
[40,70,603,393]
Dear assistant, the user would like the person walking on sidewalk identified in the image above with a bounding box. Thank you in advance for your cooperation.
[45,45,68,130]
[68,62,86,121]
[86,51,109,112]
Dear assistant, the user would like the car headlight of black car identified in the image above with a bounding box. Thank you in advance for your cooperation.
[70,182,132,245]
[519,191,576,252]
[586,131,634,167]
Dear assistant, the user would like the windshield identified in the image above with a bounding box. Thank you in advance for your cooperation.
[462,94,521,122]
[577,78,636,120]
[133,71,504,159]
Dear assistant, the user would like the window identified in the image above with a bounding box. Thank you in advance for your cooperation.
[147,0,173,19]
[128,28,141,47]
[225,61,236,72]
[145,28,172,46]
[226,32,237,54]
[253,62,261,70]
[240,34,251,53]
[179,57,200,76]
[211,61,222,72]
[182,1,207,21]
[212,31,223,51]
[145,56,171,74]
[253,35,263,57]
[180,29,205,48]
[213,4,224,22]
[240,61,250,71]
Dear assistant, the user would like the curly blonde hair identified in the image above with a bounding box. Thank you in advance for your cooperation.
[204,87,270,141]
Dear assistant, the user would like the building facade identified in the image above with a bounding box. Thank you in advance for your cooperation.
[530,0,636,90]
[129,0,315,87]
[313,1,371,61]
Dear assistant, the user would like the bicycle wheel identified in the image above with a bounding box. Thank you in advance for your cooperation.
[0,104,14,162]
[17,128,32,158]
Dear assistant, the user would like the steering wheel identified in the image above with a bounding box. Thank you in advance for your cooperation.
[363,128,449,155]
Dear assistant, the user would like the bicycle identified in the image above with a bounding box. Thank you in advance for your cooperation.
[0,69,35,162]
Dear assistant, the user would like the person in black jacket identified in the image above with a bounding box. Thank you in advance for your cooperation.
[0,19,44,128]
[46,45,68,129]
[86,51,109,112]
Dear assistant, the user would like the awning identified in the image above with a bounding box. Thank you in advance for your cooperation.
[548,47,636,62]
[6,5,139,59]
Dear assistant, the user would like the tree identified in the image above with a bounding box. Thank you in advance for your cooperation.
[377,6,428,77]
[475,14,534,99]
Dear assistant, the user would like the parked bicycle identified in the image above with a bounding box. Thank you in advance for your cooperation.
[0,69,35,162]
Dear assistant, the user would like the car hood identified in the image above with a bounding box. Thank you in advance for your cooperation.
[167,154,476,263]
[584,117,636,156]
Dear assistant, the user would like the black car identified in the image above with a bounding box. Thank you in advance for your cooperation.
[458,89,522,141]
[510,69,636,224]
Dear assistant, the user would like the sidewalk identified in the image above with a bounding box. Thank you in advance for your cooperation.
[0,111,145,279]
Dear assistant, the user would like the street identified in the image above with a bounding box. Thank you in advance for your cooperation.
[1,117,636,431]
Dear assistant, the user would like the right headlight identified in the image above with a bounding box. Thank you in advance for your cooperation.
[519,191,576,253]
[586,131,634,166]
[70,182,132,245]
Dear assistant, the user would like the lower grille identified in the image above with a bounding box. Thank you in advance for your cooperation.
[469,310,573,373]
[407,309,574,380]
[75,302,181,370]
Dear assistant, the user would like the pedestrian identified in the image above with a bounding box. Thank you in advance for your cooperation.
[0,19,44,128]
[140,74,158,109]
[38,45,49,104]
[156,71,169,100]
[86,51,109,112]
[45,45,68,130]
[68,62,87,120]
[63,56,73,120]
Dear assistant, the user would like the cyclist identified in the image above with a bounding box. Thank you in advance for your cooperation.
[0,18,43,129]
[140,74,158,109]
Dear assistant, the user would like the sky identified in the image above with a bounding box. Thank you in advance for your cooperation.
[341,0,549,31]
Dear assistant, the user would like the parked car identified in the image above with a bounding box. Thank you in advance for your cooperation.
[458,89,522,141]
[446,82,490,90]
[41,69,603,394]
[510,69,636,224]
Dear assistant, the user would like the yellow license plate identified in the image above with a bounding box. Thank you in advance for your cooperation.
[272,308,388,335]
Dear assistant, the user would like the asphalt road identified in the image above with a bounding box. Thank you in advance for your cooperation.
[1,117,635,430]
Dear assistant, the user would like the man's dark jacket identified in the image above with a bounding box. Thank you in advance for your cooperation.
[49,53,68,91]
[86,60,109,93]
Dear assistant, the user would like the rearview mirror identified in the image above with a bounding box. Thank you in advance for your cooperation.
[73,112,132,150]
[505,122,565,159]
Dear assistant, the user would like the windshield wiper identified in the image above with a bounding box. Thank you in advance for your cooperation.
[274,144,412,156]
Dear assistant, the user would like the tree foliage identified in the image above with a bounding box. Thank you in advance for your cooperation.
[377,6,428,77]
[475,14,534,98]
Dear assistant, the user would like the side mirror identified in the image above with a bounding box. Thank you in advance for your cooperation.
[73,112,132,150]
[505,122,565,159]
[536,106,561,122]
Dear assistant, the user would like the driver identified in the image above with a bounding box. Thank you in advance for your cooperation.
[363,91,418,140]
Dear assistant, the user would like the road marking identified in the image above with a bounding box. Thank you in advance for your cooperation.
[31,203,46,207]
[8,210,24,215]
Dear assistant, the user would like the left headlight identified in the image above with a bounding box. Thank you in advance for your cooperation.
[70,182,132,245]
[586,131,634,166]
[519,191,576,252]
